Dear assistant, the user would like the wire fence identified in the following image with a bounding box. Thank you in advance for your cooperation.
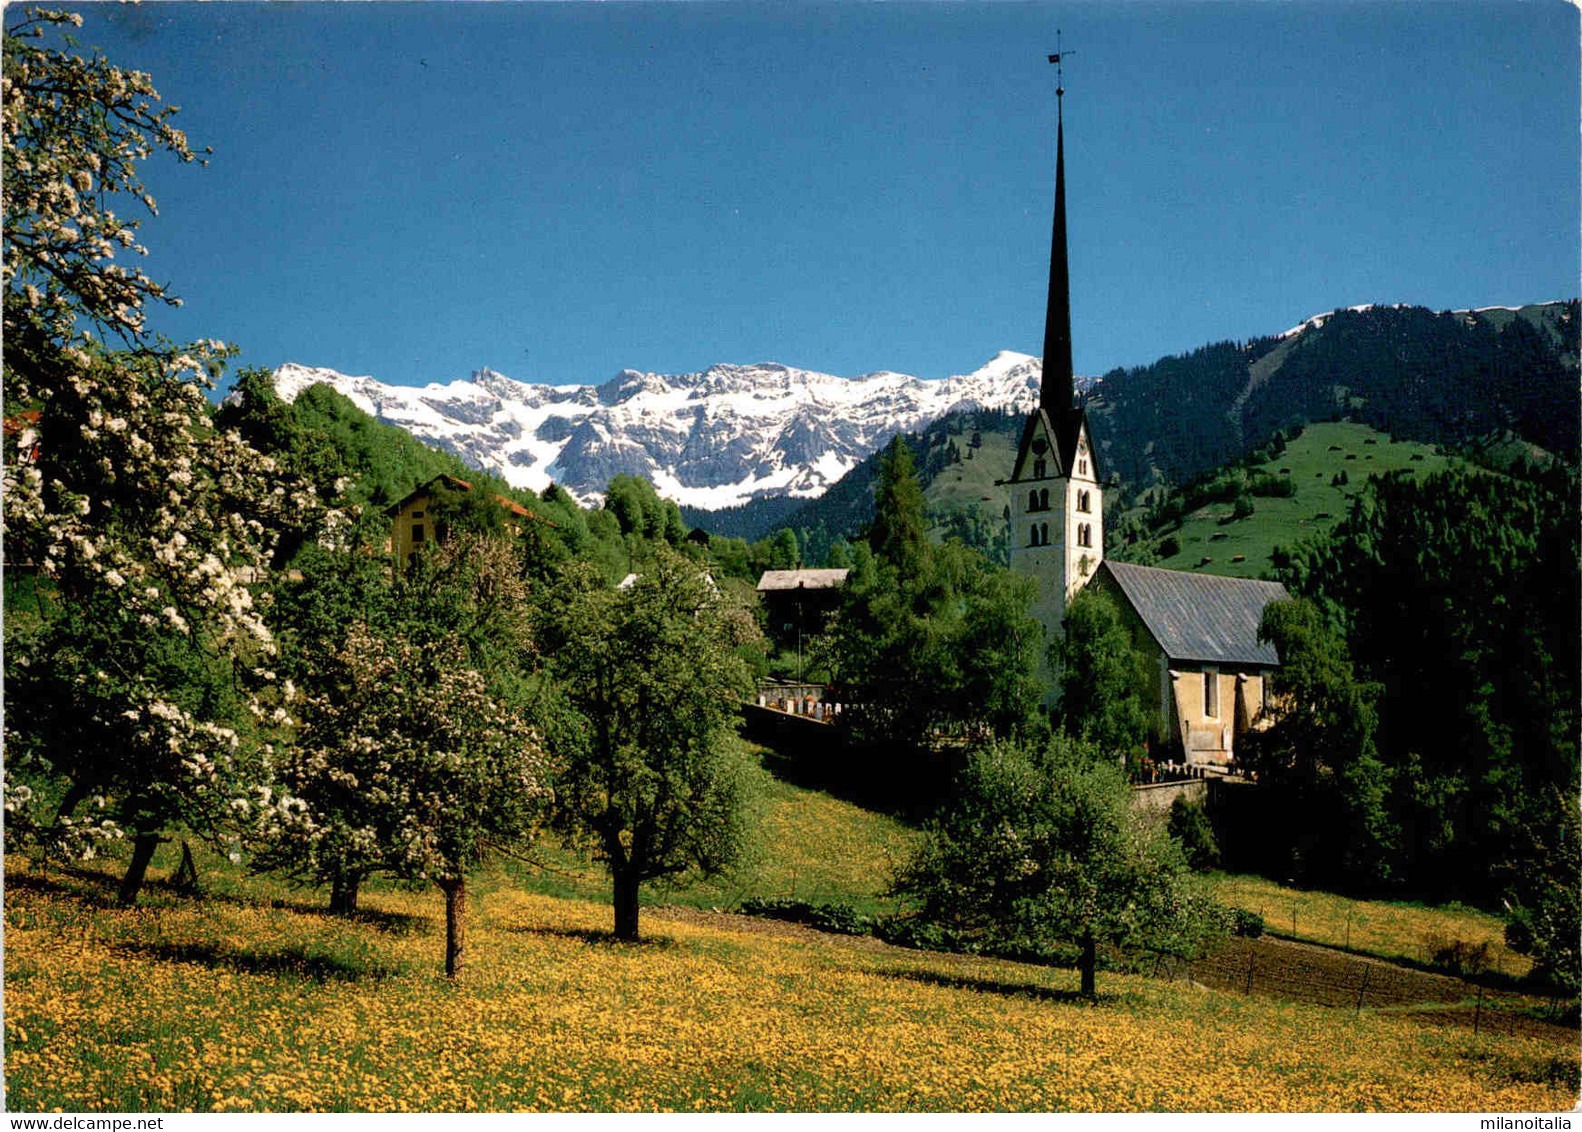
[1150,935,1570,1042]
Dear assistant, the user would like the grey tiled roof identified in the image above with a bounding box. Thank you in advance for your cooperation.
[1100,560,1289,666]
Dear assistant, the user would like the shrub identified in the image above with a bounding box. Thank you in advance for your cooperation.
[739,898,873,937]
[1168,797,1221,872]
[1248,473,1297,498]
[1231,909,1265,938]
[1424,934,1493,978]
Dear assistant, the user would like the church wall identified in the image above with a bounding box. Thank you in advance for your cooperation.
[1168,665,1268,767]
[1085,568,1272,767]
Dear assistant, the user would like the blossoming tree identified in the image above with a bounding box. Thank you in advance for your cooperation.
[2,9,338,900]
[258,622,552,978]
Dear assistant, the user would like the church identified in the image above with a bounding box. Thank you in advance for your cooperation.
[1006,59,1289,769]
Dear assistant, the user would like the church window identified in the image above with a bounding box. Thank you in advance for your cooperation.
[1078,458,1089,477]
[1028,489,1039,512]
[1203,670,1219,718]
[1040,522,1049,546]
[1033,458,1047,478]
[1077,490,1090,513]
[1076,523,1091,548]
[1039,488,1050,511]
[1028,524,1039,547]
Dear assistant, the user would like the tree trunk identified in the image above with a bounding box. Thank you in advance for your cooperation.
[438,876,466,979]
[118,832,162,907]
[171,840,201,894]
[329,871,361,916]
[612,868,641,941]
[54,780,91,823]
[1079,931,1097,999]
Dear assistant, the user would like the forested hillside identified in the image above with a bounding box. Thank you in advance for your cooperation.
[1248,460,1579,934]
[730,302,1578,553]
[214,369,705,588]
[1087,302,1578,490]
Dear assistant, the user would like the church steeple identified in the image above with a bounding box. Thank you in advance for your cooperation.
[1008,41,1102,706]
[1041,49,1074,417]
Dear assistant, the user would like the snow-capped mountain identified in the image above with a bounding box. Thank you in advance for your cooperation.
[269,353,1046,509]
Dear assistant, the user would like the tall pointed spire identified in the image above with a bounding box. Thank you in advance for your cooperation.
[1041,48,1074,417]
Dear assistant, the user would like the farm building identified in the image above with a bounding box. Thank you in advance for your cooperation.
[756,568,849,639]
[386,474,551,569]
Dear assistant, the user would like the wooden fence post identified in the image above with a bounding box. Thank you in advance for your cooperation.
[1354,963,1371,1015]
[1244,951,1255,995]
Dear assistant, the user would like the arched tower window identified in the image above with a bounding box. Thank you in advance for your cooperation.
[1028,524,1039,547]
[1040,522,1050,546]
[1039,488,1050,511]
[1077,490,1090,513]
[1033,458,1047,478]
[1028,489,1039,512]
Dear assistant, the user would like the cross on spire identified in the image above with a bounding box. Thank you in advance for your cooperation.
[1048,29,1073,101]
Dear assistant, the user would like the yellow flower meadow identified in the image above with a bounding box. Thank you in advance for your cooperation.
[4,859,1576,1113]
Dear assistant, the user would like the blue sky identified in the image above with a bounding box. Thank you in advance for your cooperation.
[50,1,1582,391]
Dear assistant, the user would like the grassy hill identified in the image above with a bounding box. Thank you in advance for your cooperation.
[699,301,1577,549]
[1123,421,1461,580]
[1086,301,1579,493]
[505,741,920,918]
[10,732,1571,1113]
[784,417,1470,580]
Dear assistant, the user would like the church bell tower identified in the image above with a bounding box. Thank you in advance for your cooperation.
[1007,46,1104,678]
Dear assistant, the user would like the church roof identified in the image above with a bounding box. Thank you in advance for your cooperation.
[1099,560,1289,667]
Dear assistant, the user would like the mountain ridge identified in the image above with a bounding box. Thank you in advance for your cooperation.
[267,300,1577,525]
[268,351,1050,510]
[756,300,1578,546]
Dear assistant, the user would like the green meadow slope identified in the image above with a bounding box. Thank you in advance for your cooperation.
[1130,421,1461,579]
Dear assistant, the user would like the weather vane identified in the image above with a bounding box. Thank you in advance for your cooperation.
[1048,29,1072,100]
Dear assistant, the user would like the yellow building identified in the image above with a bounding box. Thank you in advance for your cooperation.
[386,474,550,569]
